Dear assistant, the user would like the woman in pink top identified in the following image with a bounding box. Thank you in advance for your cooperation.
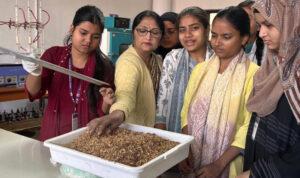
[23,5,115,141]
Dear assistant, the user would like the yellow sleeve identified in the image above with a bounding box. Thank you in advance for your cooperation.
[109,56,140,119]
[231,63,259,149]
[181,63,205,128]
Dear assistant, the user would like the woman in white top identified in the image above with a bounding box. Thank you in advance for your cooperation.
[238,0,266,65]
[155,6,213,133]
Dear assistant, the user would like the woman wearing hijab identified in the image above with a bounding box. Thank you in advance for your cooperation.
[155,12,182,59]
[238,0,300,177]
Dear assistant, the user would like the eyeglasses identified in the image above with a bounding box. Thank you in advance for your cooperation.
[135,28,162,38]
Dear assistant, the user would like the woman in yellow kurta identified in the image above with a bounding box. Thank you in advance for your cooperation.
[87,10,163,135]
[109,44,161,127]
[179,7,259,178]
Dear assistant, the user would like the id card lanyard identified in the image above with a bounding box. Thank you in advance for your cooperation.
[69,55,82,130]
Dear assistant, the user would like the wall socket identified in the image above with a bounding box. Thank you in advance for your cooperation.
[5,76,18,83]
[0,76,4,84]
[19,75,27,82]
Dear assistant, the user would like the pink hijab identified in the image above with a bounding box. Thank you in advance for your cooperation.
[247,0,300,123]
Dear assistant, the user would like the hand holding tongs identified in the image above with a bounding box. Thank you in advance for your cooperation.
[0,46,110,86]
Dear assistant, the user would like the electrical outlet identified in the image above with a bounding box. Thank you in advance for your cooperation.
[6,76,18,83]
[0,76,4,84]
[19,75,27,82]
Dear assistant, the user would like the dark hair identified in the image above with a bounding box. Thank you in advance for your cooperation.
[253,9,260,13]
[177,6,209,30]
[238,0,255,8]
[64,5,114,116]
[132,10,165,39]
[238,1,264,65]
[213,6,250,39]
[64,5,105,43]
[161,12,178,24]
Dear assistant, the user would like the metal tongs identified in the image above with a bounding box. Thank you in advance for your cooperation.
[0,46,110,86]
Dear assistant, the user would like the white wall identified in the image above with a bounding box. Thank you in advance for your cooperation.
[172,0,242,13]
[0,0,152,52]
[0,0,243,55]
[153,0,172,15]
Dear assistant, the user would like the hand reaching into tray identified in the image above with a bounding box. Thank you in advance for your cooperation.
[87,110,125,136]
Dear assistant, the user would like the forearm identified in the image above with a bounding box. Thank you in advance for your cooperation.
[109,110,125,121]
[101,102,110,115]
[87,109,125,136]
[215,146,240,171]
[25,74,42,97]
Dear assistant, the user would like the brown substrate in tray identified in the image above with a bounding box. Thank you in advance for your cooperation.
[64,127,179,167]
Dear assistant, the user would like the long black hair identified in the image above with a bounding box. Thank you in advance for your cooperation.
[238,0,265,65]
[213,6,250,46]
[64,5,114,116]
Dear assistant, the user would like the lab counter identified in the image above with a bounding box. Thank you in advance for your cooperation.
[0,129,60,178]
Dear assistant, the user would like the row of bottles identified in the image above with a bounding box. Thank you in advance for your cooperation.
[0,107,43,123]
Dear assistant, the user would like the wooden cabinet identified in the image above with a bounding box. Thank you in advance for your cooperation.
[0,87,28,102]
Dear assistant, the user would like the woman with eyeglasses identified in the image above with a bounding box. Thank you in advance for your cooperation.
[155,7,213,134]
[155,12,182,59]
[87,10,164,135]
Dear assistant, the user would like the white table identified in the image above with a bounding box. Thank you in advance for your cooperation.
[0,129,60,178]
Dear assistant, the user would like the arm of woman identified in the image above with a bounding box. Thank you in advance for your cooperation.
[155,54,176,129]
[88,53,140,135]
[87,110,125,136]
[195,146,240,177]
[99,61,115,115]
[100,87,115,114]
[24,47,58,99]
[25,74,42,97]
[109,56,140,120]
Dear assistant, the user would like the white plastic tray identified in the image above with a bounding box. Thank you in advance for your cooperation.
[44,123,194,178]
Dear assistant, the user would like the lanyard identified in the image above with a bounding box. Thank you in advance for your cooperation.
[69,55,82,113]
